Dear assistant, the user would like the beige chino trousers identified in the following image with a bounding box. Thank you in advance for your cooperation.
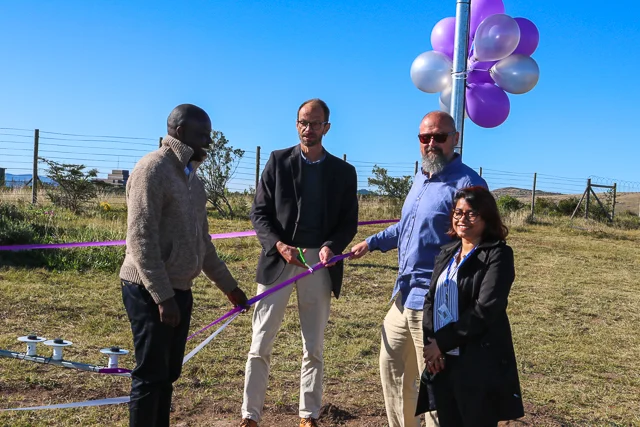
[380,297,439,427]
[242,249,332,422]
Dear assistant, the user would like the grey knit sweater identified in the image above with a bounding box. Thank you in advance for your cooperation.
[119,135,238,303]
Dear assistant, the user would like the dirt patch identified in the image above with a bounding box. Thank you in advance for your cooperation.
[319,403,357,424]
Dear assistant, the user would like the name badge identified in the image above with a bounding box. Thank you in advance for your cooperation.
[437,304,453,325]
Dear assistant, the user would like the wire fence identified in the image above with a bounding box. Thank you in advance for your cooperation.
[1,128,639,214]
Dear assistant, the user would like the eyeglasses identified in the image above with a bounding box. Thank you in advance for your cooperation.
[418,131,456,144]
[452,209,480,222]
[297,120,328,130]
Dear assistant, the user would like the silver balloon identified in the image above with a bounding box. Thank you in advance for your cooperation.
[410,51,453,93]
[490,54,539,94]
[439,84,452,112]
[439,84,468,117]
[473,14,520,62]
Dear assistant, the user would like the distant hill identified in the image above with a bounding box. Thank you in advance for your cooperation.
[492,187,562,198]
[3,173,56,187]
[357,189,375,195]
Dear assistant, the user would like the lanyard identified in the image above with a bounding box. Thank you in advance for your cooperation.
[443,246,477,303]
[445,246,477,282]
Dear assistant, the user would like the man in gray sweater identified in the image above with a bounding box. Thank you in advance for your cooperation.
[120,104,248,427]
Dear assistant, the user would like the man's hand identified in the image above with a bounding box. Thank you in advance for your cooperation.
[158,297,181,327]
[227,287,249,310]
[276,241,306,267]
[319,246,335,266]
[350,241,369,259]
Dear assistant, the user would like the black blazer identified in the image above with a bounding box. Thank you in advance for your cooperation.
[250,145,358,298]
[418,239,524,421]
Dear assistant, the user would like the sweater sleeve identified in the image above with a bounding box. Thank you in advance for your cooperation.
[124,165,175,304]
[201,216,239,294]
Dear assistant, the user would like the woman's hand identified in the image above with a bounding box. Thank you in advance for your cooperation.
[423,338,446,374]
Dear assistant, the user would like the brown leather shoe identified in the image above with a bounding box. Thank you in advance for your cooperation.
[299,418,319,427]
[240,419,258,427]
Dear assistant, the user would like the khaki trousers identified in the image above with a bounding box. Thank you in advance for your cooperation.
[380,298,439,427]
[241,249,332,421]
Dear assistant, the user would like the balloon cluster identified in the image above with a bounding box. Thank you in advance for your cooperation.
[410,0,540,128]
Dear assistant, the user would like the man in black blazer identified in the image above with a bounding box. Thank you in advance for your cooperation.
[240,99,358,427]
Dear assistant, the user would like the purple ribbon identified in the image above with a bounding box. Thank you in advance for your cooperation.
[97,367,131,375]
[97,252,353,375]
[186,252,352,341]
[0,219,398,252]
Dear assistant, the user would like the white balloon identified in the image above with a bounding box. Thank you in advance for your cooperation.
[410,51,453,93]
[474,14,520,62]
[490,54,540,94]
[439,84,468,117]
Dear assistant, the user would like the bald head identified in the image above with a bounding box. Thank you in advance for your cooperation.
[421,111,456,133]
[166,104,212,162]
[167,104,211,136]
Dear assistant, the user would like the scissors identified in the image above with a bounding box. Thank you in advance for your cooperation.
[296,247,314,274]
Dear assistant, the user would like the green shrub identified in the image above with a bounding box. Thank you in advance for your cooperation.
[534,197,559,215]
[0,202,124,271]
[613,212,640,230]
[496,195,524,213]
[557,197,581,216]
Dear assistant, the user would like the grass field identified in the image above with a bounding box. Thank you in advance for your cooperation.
[0,207,639,426]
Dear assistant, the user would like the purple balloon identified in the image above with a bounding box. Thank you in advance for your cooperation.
[513,17,540,56]
[467,59,496,84]
[470,0,505,38]
[466,83,510,128]
[431,17,457,59]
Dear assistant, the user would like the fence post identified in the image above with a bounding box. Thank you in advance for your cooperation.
[414,161,418,175]
[612,183,617,220]
[585,178,591,219]
[158,137,163,148]
[255,146,261,190]
[32,129,39,205]
[479,167,483,177]
[343,154,347,162]
[531,172,537,220]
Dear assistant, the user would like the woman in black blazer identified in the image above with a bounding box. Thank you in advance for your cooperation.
[418,186,524,427]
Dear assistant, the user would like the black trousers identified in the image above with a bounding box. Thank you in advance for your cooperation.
[122,281,193,427]
[432,355,498,427]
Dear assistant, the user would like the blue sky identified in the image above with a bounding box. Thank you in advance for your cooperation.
[1,0,639,193]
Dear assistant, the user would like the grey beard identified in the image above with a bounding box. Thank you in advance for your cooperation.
[422,151,448,175]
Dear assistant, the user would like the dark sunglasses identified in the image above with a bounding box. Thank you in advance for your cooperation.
[418,131,456,144]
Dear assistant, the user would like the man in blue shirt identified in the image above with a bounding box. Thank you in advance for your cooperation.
[351,111,487,427]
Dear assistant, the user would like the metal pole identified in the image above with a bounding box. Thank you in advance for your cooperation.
[255,146,261,191]
[159,137,163,148]
[479,167,482,177]
[32,129,39,205]
[451,0,471,158]
[585,179,591,219]
[414,161,419,175]
[611,183,617,220]
[531,173,537,220]
[343,154,347,162]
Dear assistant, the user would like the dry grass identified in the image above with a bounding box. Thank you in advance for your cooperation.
[0,213,639,426]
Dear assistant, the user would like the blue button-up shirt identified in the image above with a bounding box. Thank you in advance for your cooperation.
[365,154,487,310]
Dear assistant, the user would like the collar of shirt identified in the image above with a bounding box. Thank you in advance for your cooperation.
[301,150,327,164]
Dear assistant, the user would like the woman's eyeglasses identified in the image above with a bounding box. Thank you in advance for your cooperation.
[452,209,480,222]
